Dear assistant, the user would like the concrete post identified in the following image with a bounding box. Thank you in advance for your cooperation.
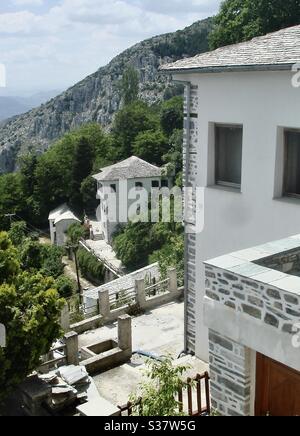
[60,304,70,332]
[168,268,178,293]
[64,331,79,366]
[135,278,146,307]
[98,290,110,318]
[118,315,132,354]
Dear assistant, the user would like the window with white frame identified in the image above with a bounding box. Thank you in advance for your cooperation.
[215,124,243,189]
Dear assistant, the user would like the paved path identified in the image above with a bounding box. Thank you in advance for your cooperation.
[78,302,208,407]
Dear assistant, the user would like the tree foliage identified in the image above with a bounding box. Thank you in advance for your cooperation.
[130,357,189,416]
[0,233,64,401]
[120,66,139,106]
[209,0,300,49]
[77,248,105,283]
[55,275,74,299]
[160,97,184,137]
[133,130,169,166]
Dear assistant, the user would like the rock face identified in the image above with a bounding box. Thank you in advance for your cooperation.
[0,18,212,173]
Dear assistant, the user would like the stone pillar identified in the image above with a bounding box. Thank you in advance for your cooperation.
[135,279,146,307]
[98,290,110,318]
[167,268,178,293]
[209,329,252,416]
[64,331,79,366]
[60,304,70,332]
[118,315,132,354]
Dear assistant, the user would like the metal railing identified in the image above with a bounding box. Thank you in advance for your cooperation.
[144,278,169,298]
[118,372,211,417]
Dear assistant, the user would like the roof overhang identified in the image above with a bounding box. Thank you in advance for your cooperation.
[160,63,295,75]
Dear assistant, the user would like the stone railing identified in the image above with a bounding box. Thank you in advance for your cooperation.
[67,268,183,335]
[38,331,79,373]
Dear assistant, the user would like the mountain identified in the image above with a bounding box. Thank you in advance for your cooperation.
[0,18,213,174]
[0,90,63,122]
[0,97,30,122]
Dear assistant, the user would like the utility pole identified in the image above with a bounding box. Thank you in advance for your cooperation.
[4,213,16,228]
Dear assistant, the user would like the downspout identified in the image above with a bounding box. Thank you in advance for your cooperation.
[174,79,192,355]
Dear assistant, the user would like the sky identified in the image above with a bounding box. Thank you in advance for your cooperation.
[0,0,222,96]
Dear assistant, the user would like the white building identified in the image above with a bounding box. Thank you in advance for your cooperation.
[49,204,80,246]
[93,156,172,244]
[162,25,300,361]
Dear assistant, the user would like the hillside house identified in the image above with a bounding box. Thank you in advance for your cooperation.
[49,204,80,247]
[161,25,300,362]
[93,156,172,244]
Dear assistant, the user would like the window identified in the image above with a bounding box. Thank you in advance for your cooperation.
[152,180,160,188]
[135,182,143,189]
[161,180,169,188]
[110,184,116,193]
[284,130,300,198]
[215,125,243,189]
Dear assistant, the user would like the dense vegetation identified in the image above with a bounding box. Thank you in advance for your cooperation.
[209,0,300,49]
[77,248,106,284]
[7,221,73,298]
[0,84,185,277]
[0,232,64,402]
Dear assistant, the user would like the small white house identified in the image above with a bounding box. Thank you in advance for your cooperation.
[93,156,172,244]
[48,204,80,246]
[162,25,300,361]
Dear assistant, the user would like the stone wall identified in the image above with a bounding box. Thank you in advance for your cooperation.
[256,248,300,276]
[205,265,300,336]
[183,84,199,354]
[205,261,300,416]
[209,330,252,416]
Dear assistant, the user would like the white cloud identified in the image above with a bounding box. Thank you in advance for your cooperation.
[13,0,44,6]
[0,0,222,94]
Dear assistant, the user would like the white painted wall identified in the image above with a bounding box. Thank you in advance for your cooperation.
[55,218,80,246]
[97,176,172,243]
[174,70,300,361]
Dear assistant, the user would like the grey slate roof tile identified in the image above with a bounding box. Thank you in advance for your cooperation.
[161,25,300,73]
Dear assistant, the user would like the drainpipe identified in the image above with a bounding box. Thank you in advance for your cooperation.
[174,79,192,355]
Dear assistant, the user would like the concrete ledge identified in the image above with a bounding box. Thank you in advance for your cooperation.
[71,315,103,335]
[81,347,131,375]
[204,297,300,372]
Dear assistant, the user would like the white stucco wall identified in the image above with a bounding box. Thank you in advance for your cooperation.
[55,218,80,246]
[174,70,300,361]
[97,176,172,243]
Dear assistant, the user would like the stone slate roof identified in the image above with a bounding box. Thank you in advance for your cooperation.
[48,203,80,224]
[161,25,300,73]
[93,156,162,182]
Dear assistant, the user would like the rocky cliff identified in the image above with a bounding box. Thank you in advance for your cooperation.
[0,18,212,173]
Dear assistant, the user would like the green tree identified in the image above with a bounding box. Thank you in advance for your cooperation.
[55,275,74,299]
[112,102,159,158]
[20,239,43,271]
[113,222,171,271]
[8,221,27,246]
[67,223,86,245]
[0,233,20,283]
[160,97,183,137]
[120,66,139,106]
[150,233,184,282]
[130,357,190,416]
[133,130,169,166]
[70,136,95,212]
[0,273,64,401]
[80,176,98,214]
[40,245,65,279]
[77,248,105,284]
[209,0,300,50]
[163,129,183,179]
